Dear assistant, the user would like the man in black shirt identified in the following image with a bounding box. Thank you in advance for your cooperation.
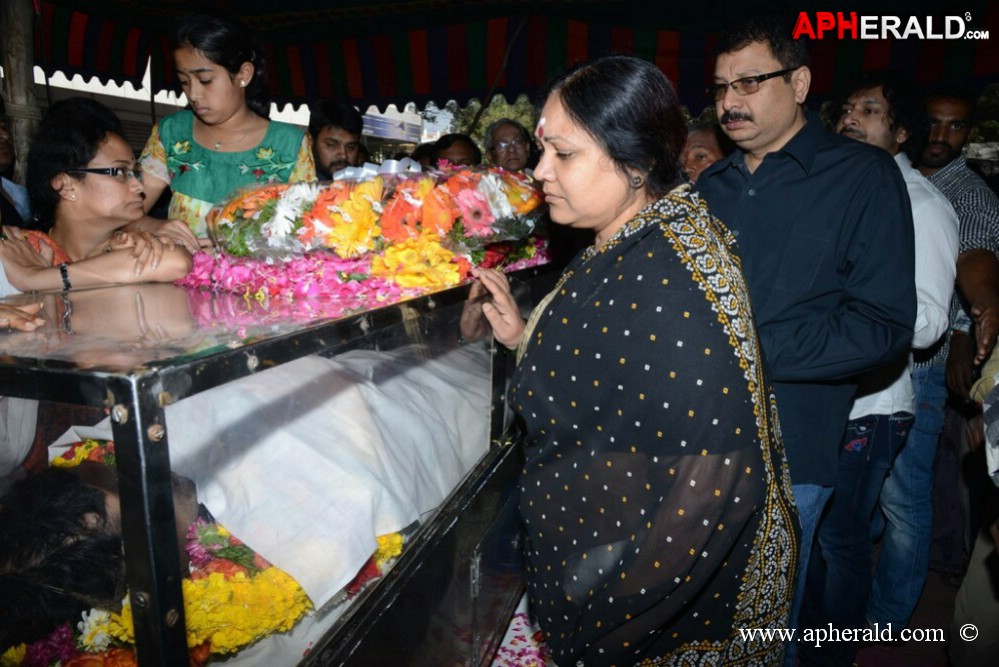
[697,16,916,660]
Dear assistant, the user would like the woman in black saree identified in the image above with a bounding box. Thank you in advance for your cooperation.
[472,55,799,665]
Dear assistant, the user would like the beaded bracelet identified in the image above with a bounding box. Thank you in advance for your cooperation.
[58,262,72,291]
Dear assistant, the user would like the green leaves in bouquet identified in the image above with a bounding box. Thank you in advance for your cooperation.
[218,198,281,258]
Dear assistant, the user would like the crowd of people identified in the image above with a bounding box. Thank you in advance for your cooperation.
[1,8,999,667]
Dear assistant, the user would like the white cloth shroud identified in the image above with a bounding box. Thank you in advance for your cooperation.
[52,343,491,608]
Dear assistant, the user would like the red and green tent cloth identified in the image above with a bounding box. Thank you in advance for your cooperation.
[31,0,999,113]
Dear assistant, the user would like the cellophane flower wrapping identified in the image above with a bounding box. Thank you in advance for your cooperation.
[195,166,546,299]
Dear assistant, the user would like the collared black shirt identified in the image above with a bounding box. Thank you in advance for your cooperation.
[698,116,915,485]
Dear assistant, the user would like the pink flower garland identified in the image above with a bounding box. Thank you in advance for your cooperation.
[179,250,412,304]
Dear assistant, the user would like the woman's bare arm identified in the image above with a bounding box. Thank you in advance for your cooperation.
[0,234,192,292]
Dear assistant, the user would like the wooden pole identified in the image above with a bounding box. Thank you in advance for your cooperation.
[0,0,41,184]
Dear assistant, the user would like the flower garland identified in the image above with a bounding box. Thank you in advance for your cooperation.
[180,167,548,302]
[3,441,405,666]
[208,167,541,260]
[91,519,312,658]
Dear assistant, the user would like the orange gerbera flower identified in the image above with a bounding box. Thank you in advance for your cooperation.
[381,191,420,243]
[311,181,353,214]
[238,184,287,217]
[421,185,459,236]
[443,170,481,197]
[501,172,544,214]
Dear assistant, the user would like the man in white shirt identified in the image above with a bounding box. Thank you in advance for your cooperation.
[801,70,959,665]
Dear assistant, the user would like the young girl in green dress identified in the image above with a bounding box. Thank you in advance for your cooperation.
[139,14,316,239]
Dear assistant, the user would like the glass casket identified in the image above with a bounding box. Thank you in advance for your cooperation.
[0,265,556,666]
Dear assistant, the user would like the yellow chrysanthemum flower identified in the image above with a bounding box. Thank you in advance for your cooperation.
[107,568,310,654]
[326,195,380,258]
[51,439,99,467]
[0,644,26,667]
[354,175,384,202]
[371,237,461,289]
[375,533,404,566]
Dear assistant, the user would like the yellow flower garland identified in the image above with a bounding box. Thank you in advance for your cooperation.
[103,568,311,653]
[0,646,26,666]
[370,235,462,289]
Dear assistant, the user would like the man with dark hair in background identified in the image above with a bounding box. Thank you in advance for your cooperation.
[868,83,999,636]
[802,70,959,665]
[308,99,364,179]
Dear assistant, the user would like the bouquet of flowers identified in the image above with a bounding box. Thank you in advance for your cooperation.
[1,441,404,667]
[181,167,548,302]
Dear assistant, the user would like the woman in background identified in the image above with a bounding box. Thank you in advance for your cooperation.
[473,56,797,665]
[138,13,315,239]
[0,97,192,501]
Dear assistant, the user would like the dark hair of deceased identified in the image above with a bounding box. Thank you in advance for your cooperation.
[0,467,126,652]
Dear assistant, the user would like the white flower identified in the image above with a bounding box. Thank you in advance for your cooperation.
[262,182,319,244]
[477,173,514,220]
[78,608,113,651]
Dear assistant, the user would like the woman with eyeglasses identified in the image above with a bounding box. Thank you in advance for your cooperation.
[0,97,192,294]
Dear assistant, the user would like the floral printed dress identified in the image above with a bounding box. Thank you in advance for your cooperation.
[139,110,316,237]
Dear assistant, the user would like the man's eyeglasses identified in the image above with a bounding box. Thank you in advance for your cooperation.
[494,138,527,152]
[68,166,143,183]
[706,68,797,101]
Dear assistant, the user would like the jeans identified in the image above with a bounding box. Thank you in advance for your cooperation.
[784,482,835,667]
[869,366,948,627]
[801,412,913,666]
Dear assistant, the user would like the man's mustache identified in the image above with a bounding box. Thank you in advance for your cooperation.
[720,110,753,124]
[924,141,953,152]
[839,127,864,139]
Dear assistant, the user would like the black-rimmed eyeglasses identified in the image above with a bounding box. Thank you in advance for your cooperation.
[706,68,797,101]
[67,166,143,183]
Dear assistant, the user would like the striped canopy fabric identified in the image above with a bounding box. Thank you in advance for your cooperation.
[31,0,999,113]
